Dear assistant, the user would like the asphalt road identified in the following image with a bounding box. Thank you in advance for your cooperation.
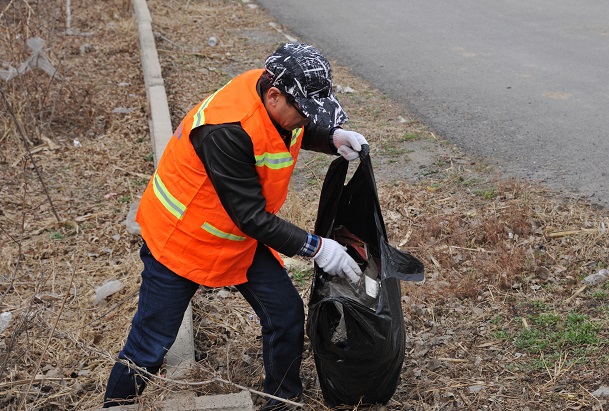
[257,0,609,208]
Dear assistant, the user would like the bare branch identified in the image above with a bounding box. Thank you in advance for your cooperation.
[0,87,61,222]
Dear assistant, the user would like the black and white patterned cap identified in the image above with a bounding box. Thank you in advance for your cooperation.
[265,43,348,128]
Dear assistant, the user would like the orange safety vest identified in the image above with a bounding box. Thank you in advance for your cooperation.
[136,69,305,287]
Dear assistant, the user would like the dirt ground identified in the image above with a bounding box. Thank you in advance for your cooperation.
[1,0,609,410]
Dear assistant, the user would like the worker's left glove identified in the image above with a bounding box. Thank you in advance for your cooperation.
[333,129,368,161]
[313,237,362,283]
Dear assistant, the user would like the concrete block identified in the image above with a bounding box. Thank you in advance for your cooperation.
[147,84,173,166]
[90,391,254,411]
[125,200,141,236]
[166,303,196,378]
[131,0,152,23]
[137,23,164,85]
[196,391,254,411]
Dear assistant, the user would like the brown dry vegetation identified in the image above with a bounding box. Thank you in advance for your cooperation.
[1,0,608,410]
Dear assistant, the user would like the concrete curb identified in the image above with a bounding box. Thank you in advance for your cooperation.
[131,0,196,379]
[131,0,173,165]
[117,0,254,409]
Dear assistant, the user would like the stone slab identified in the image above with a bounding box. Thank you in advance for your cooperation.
[90,391,254,411]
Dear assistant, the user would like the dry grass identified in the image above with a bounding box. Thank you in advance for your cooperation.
[1,1,608,410]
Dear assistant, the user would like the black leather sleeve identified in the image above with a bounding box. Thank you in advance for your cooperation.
[301,122,339,154]
[190,123,309,256]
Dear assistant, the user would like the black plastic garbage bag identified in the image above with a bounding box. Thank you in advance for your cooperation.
[306,148,424,406]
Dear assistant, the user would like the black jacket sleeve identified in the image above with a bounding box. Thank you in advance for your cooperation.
[191,123,314,256]
[301,122,339,154]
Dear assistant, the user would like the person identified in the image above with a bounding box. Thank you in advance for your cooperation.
[103,42,369,410]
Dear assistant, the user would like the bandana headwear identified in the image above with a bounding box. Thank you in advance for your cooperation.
[265,43,348,128]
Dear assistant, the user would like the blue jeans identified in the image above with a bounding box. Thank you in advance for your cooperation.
[103,242,304,408]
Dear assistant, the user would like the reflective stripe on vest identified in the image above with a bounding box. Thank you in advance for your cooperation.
[202,222,246,241]
[291,127,302,147]
[192,82,231,129]
[254,127,303,169]
[173,122,184,140]
[153,172,186,220]
[254,152,294,169]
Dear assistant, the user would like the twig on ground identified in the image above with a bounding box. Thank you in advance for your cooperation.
[0,0,32,21]
[565,285,587,304]
[157,48,207,58]
[113,166,151,179]
[0,88,61,222]
[542,351,573,388]
[16,263,75,411]
[154,32,185,50]
[438,357,468,363]
[546,228,601,238]
[0,377,66,389]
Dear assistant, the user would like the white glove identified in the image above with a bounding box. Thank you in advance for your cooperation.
[333,129,368,161]
[313,238,362,283]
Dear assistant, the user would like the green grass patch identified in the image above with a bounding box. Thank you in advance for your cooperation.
[507,309,604,372]
[525,299,549,310]
[401,132,419,141]
[50,231,65,240]
[380,145,412,157]
[135,177,149,186]
[514,311,600,352]
[461,177,479,187]
[473,187,498,200]
[491,330,509,340]
[421,168,440,177]
[427,182,444,191]
[290,267,313,288]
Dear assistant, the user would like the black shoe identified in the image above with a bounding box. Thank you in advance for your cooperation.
[260,395,302,411]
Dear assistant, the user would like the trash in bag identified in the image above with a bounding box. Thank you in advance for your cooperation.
[306,146,424,406]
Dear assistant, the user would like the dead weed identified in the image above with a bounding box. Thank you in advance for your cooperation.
[1,1,608,410]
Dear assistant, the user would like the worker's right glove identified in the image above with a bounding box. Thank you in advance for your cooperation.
[332,128,368,161]
[313,238,362,283]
